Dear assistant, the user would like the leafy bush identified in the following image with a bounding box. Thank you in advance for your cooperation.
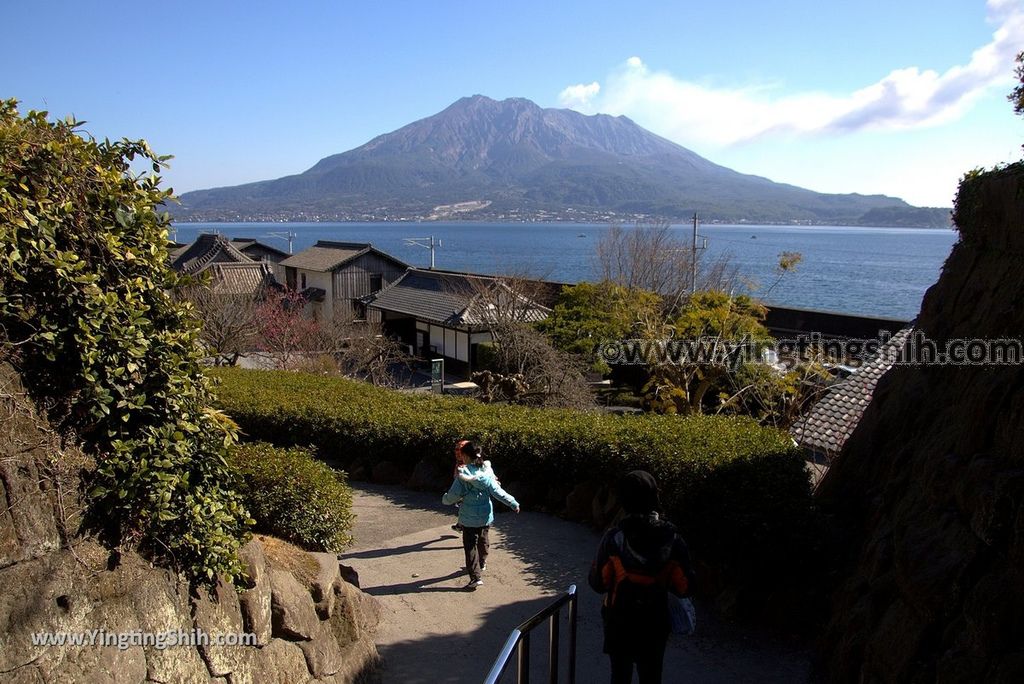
[0,100,250,584]
[211,367,814,595]
[228,443,353,552]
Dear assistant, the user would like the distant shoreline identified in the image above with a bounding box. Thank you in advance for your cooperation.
[169,221,956,319]
[170,219,955,231]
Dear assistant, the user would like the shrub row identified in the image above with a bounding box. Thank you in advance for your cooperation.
[210,368,814,599]
[228,442,354,553]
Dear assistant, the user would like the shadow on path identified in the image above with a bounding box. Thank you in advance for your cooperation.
[363,569,469,596]
[348,481,813,684]
[369,595,564,684]
[352,481,451,515]
[342,534,462,560]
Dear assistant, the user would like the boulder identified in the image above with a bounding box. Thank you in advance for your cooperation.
[36,583,149,684]
[503,480,541,510]
[310,552,344,620]
[238,539,273,646]
[231,638,312,684]
[545,482,572,514]
[270,569,320,641]
[406,457,448,491]
[298,622,344,678]
[0,550,93,674]
[0,367,62,567]
[347,458,371,482]
[134,574,209,683]
[591,483,618,528]
[332,636,382,684]
[371,461,407,485]
[3,664,46,683]
[335,580,381,642]
[192,576,246,677]
[564,480,602,523]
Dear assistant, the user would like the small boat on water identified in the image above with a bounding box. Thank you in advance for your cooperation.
[577,233,586,238]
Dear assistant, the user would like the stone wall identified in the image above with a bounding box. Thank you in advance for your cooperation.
[816,164,1024,682]
[0,364,381,683]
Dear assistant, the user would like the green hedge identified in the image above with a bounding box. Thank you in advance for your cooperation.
[228,443,354,553]
[211,368,814,599]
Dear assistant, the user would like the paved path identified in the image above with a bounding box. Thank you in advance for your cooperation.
[340,483,812,683]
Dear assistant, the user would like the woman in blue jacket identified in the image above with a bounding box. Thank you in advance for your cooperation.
[442,442,520,590]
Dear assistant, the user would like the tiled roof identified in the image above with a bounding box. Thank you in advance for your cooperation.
[168,242,190,261]
[209,262,276,295]
[171,234,251,274]
[792,327,913,456]
[279,241,372,272]
[365,269,549,327]
[230,238,290,261]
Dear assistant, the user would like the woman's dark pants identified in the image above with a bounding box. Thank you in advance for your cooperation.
[462,525,489,581]
[608,635,668,684]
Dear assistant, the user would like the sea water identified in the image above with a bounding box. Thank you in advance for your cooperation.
[171,222,958,320]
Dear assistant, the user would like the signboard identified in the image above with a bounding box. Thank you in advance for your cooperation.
[430,358,444,394]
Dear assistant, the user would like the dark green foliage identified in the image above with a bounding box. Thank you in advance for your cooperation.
[228,443,354,552]
[952,162,1024,242]
[212,367,815,596]
[537,281,663,373]
[0,100,250,584]
[1010,51,1024,116]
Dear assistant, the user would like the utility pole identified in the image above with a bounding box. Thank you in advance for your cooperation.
[404,236,442,269]
[690,213,707,295]
[266,230,297,254]
[691,213,699,295]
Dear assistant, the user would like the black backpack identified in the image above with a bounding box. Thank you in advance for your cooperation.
[604,530,673,629]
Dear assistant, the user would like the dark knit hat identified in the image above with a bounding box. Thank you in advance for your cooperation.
[618,470,660,514]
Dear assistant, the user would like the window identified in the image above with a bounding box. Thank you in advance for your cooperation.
[300,273,307,289]
[369,274,383,292]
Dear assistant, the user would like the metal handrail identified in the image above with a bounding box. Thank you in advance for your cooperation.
[484,584,578,684]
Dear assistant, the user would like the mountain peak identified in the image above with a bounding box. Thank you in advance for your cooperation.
[174,95,948,227]
[446,94,542,114]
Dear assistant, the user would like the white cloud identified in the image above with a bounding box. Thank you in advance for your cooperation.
[557,81,600,110]
[558,0,1024,146]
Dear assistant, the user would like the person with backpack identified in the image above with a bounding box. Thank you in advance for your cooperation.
[588,470,694,684]
[442,441,520,590]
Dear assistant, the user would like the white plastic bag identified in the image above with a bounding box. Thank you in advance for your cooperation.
[668,594,696,635]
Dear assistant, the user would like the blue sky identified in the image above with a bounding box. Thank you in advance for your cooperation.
[4,0,1021,207]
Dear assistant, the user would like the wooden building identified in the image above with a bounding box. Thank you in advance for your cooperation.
[364,268,549,376]
[170,233,251,274]
[278,241,407,322]
[168,233,281,298]
[229,238,290,280]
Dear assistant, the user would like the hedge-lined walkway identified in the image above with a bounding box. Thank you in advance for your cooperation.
[341,482,811,684]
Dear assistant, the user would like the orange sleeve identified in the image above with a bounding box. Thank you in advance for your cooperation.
[665,561,689,596]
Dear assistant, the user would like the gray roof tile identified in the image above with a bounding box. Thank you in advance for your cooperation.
[209,262,276,295]
[171,234,251,273]
[279,241,391,272]
[366,269,548,327]
[793,327,913,456]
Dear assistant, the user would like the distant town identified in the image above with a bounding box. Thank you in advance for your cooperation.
[171,206,927,227]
